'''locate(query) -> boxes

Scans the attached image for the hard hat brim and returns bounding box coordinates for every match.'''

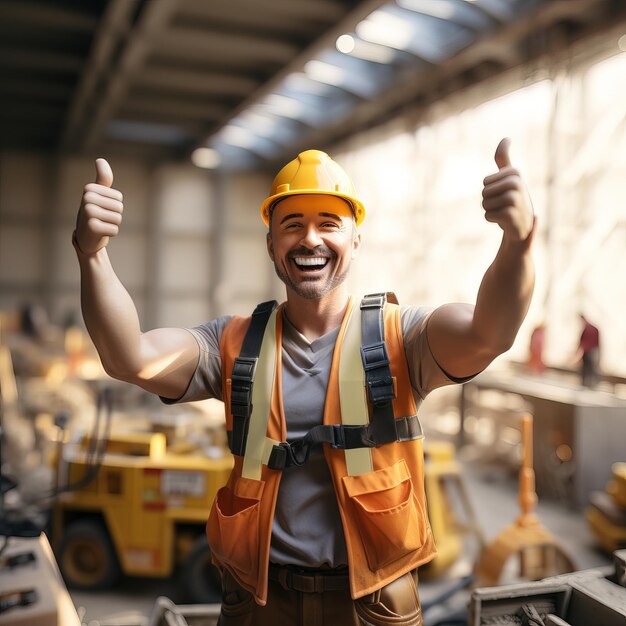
[260,190,365,227]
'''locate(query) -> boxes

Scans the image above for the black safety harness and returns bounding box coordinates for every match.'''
[228,293,423,470]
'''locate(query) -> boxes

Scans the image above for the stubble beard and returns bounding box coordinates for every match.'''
[273,258,351,300]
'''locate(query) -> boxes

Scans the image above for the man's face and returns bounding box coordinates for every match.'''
[266,194,361,300]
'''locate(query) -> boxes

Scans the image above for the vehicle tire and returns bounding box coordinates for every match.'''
[58,519,121,590]
[181,535,222,603]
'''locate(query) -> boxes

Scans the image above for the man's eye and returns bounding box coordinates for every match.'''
[321,222,340,228]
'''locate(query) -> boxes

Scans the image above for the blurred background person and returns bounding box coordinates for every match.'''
[573,313,601,388]
[527,322,546,374]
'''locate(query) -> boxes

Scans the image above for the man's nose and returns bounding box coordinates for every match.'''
[300,224,323,248]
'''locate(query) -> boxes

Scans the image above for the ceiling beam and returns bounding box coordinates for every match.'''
[80,0,183,152]
[114,110,208,135]
[134,66,259,97]
[278,0,624,161]
[0,49,82,73]
[61,0,139,151]
[194,0,392,151]
[0,1,97,32]
[157,27,298,65]
[119,97,229,121]
[0,102,65,121]
[176,0,348,33]
[0,80,73,102]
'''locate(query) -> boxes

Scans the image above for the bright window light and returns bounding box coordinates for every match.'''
[349,39,395,64]
[336,34,356,54]
[262,94,304,119]
[356,11,415,51]
[304,60,346,87]
[239,111,277,136]
[284,73,331,96]
[191,147,221,169]
[220,125,256,149]
[397,0,455,20]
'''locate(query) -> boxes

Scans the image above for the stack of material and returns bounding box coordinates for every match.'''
[587,463,626,553]
[469,549,626,626]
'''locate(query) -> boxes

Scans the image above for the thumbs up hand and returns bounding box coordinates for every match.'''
[74,159,124,255]
[482,138,535,243]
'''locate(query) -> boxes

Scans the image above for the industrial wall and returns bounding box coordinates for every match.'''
[1,39,624,378]
[0,154,281,335]
[337,44,626,377]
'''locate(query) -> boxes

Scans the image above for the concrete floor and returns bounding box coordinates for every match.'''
[69,457,614,625]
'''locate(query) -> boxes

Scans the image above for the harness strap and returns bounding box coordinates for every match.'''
[266,414,423,470]
[230,293,423,473]
[266,292,421,473]
[229,300,278,457]
[360,293,397,445]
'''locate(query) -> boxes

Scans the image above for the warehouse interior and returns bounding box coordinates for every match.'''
[1,0,626,624]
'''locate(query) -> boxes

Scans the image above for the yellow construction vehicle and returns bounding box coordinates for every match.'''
[52,431,233,603]
[587,462,626,553]
[420,440,484,579]
[51,421,486,600]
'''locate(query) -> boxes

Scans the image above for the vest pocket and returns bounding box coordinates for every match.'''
[343,459,425,571]
[207,477,264,579]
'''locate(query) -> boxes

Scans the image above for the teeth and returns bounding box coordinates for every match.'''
[294,257,327,267]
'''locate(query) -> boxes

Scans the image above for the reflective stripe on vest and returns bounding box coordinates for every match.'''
[214,295,436,605]
[338,298,373,475]
[240,306,281,480]
[230,294,423,476]
[239,299,374,475]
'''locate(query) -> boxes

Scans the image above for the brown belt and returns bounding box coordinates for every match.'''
[268,563,350,593]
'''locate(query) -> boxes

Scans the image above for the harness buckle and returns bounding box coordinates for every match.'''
[361,341,389,371]
[330,424,376,449]
[360,293,386,310]
[231,356,258,382]
[230,356,258,419]
[330,424,345,448]
[361,342,395,406]
[278,439,311,467]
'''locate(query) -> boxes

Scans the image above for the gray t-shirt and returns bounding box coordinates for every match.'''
[165,305,464,568]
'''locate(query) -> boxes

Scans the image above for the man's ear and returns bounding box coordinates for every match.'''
[266,232,275,261]
[352,231,362,259]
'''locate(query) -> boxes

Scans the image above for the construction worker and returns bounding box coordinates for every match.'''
[73,140,535,626]
[574,313,601,387]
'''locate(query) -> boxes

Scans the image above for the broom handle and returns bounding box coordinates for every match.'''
[518,413,538,523]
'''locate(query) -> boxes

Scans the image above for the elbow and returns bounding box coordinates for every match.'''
[101,359,141,385]
[101,360,126,382]
[485,335,515,358]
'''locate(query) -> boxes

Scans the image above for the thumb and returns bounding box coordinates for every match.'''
[494,137,512,170]
[95,158,113,187]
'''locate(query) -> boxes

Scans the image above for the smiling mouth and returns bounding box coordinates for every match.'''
[292,256,329,271]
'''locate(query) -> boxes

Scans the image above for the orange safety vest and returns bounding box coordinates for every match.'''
[206,295,436,605]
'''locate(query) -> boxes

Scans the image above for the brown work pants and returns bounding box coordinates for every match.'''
[217,566,422,626]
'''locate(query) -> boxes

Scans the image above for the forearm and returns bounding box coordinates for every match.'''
[77,245,143,379]
[472,233,534,354]
[73,158,200,398]
[427,138,535,377]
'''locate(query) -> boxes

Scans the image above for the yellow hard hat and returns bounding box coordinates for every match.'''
[260,149,365,227]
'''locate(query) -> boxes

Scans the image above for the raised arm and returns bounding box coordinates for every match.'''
[427,138,536,378]
[74,159,199,399]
